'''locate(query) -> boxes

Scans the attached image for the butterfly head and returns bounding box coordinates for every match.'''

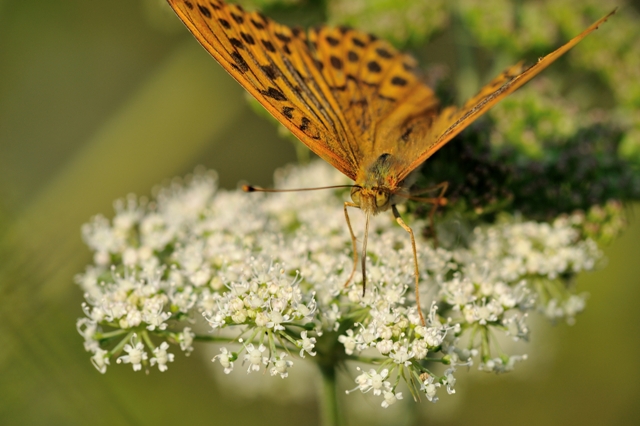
[352,153,407,215]
[350,186,391,215]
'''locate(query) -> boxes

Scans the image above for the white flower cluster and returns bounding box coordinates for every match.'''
[76,161,602,406]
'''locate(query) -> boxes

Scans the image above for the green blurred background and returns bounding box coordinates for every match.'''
[1,0,639,425]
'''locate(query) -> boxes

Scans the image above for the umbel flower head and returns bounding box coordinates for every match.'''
[77,161,602,407]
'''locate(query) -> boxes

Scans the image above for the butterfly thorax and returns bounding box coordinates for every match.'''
[351,153,408,215]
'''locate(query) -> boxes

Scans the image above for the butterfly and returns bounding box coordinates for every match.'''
[167,0,614,325]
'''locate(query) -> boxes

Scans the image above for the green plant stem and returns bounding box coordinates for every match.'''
[318,364,342,426]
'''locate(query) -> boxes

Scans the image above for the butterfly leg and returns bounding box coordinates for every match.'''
[410,181,449,248]
[343,201,360,289]
[410,181,449,198]
[391,205,426,327]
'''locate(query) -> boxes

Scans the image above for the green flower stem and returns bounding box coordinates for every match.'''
[96,328,129,340]
[141,331,155,351]
[480,326,490,359]
[108,331,133,357]
[190,334,239,342]
[318,363,342,426]
[189,330,300,354]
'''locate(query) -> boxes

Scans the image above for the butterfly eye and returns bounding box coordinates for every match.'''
[350,186,361,205]
[375,189,389,208]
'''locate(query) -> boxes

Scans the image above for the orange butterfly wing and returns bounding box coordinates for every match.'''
[395,9,616,182]
[167,0,360,179]
[167,0,441,185]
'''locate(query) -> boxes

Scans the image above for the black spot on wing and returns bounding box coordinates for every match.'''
[231,52,249,73]
[299,117,310,131]
[251,19,264,29]
[261,64,278,80]
[240,32,255,45]
[262,40,276,53]
[282,106,294,119]
[209,1,221,10]
[229,38,244,49]
[352,38,365,48]
[367,61,382,73]
[347,51,359,62]
[231,13,244,23]
[261,87,287,101]
[218,18,231,29]
[375,47,392,59]
[391,76,408,86]
[197,5,211,18]
[184,1,193,10]
[325,35,340,46]
[275,33,291,43]
[330,56,343,70]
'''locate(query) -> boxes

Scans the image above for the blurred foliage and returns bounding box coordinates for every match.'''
[415,118,638,241]
[327,0,449,47]
[1,0,639,425]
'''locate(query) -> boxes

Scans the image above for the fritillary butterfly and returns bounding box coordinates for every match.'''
[167,0,614,325]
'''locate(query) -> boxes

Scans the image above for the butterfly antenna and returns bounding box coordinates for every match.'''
[361,212,370,297]
[243,184,354,193]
